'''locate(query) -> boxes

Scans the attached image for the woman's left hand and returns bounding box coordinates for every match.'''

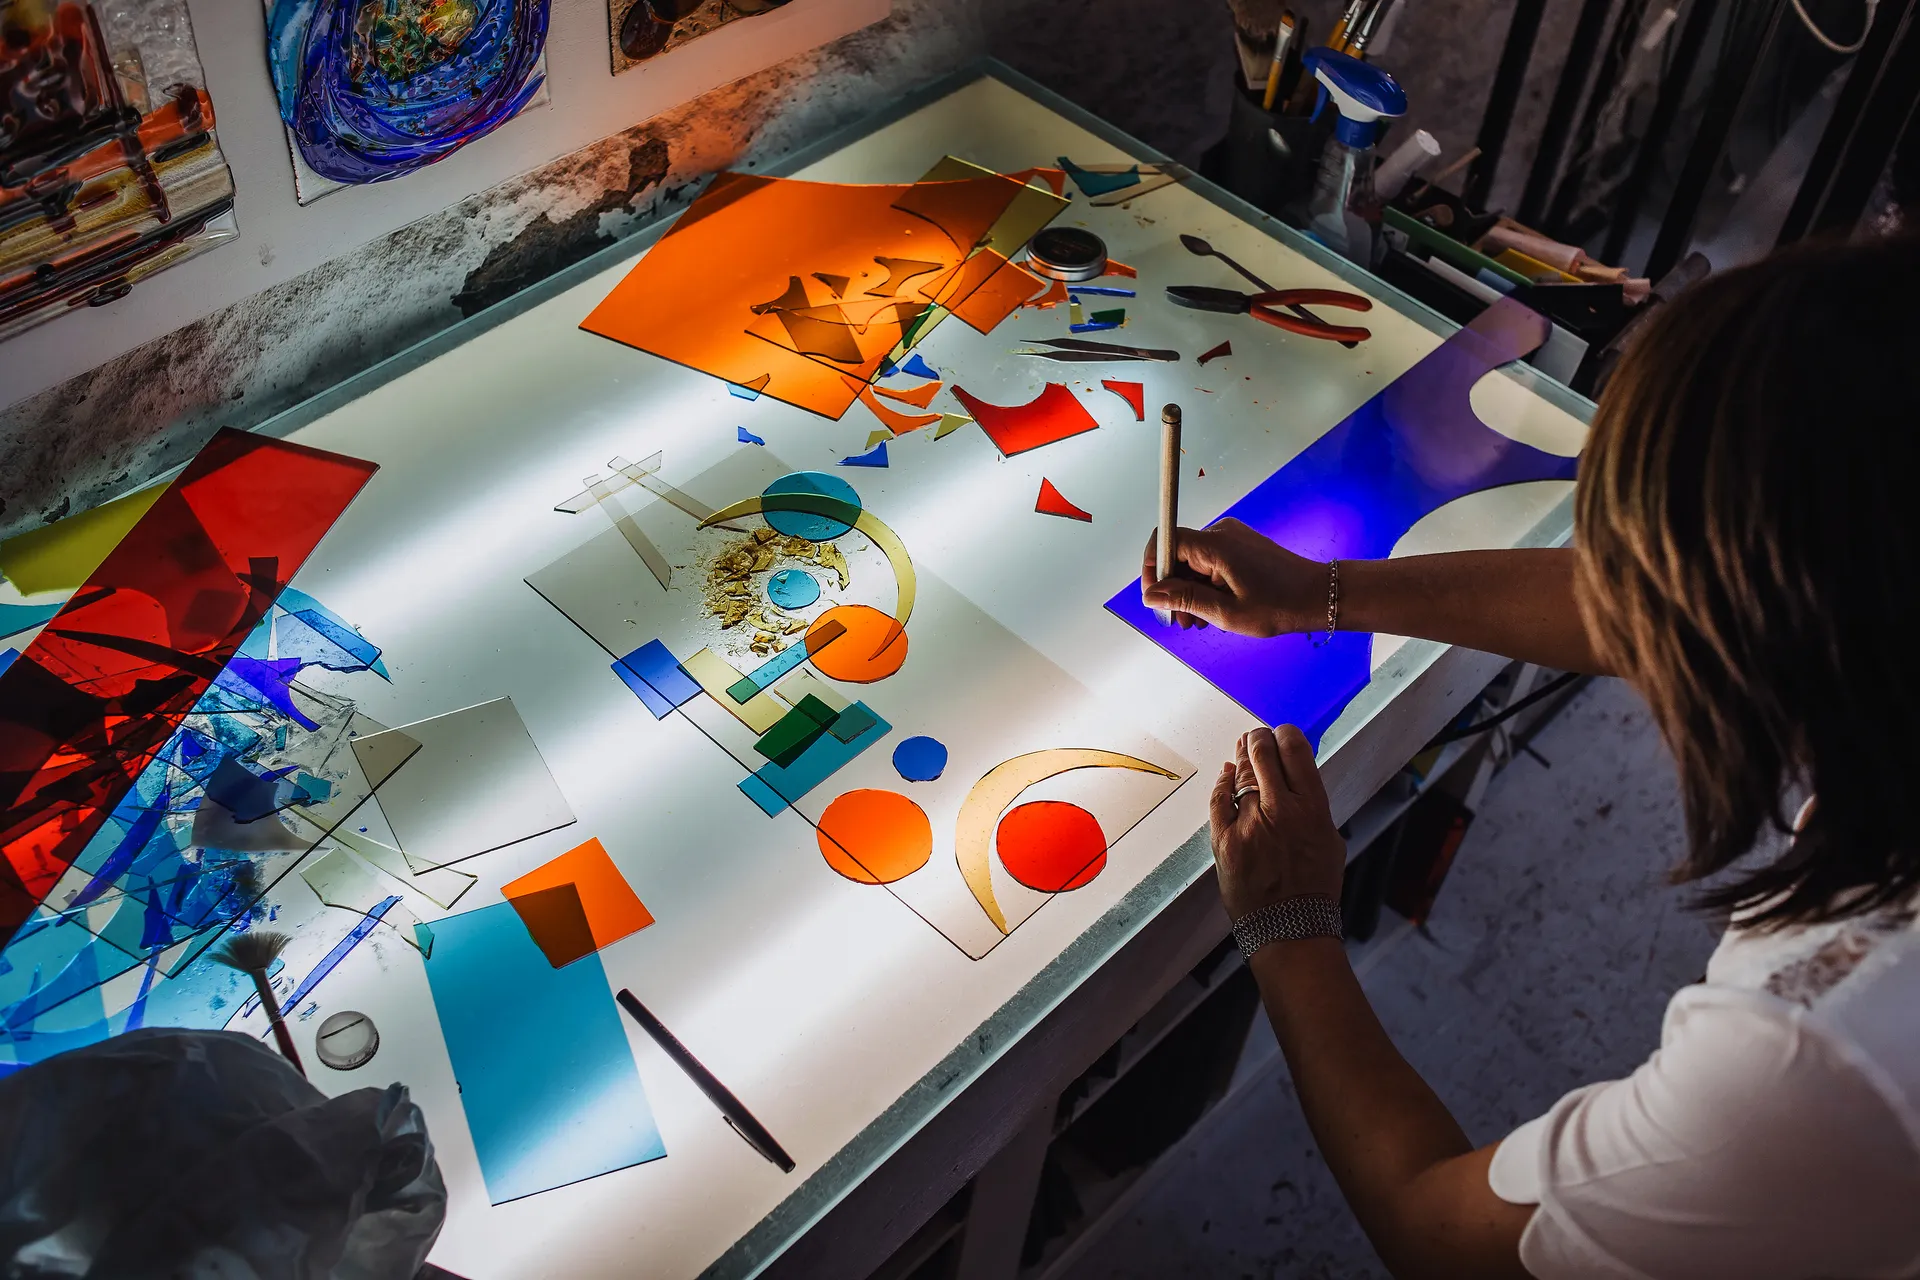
[1209,726,1347,919]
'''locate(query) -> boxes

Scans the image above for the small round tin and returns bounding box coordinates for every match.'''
[1025,228,1109,282]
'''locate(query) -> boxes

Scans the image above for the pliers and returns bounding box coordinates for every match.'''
[1166,285,1373,344]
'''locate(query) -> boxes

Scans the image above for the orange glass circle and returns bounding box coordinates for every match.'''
[816,789,932,885]
[807,604,908,683]
[996,800,1107,892]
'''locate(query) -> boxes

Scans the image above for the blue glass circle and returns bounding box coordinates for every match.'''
[763,472,861,540]
[892,736,949,782]
[767,568,821,610]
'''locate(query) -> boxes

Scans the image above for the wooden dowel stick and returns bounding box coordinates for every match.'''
[1156,403,1182,624]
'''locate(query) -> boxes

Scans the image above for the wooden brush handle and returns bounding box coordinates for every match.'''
[250,971,307,1077]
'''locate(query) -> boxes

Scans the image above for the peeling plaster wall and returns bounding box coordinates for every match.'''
[0,0,982,538]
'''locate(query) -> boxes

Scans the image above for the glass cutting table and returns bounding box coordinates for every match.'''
[210,62,1589,1279]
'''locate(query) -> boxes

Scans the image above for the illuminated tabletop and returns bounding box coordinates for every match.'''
[7,64,1590,1279]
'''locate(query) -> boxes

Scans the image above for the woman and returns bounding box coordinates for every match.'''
[1138,237,1920,1280]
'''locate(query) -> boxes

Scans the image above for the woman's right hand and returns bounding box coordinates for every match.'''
[1140,519,1329,636]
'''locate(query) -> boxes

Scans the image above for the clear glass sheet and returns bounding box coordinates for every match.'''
[349,698,577,874]
[524,446,1192,959]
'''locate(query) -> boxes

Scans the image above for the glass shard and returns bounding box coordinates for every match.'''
[947,384,1100,458]
[931,414,971,441]
[1100,380,1146,420]
[502,837,655,968]
[1198,340,1232,365]
[860,387,940,435]
[299,848,429,954]
[1105,297,1572,746]
[737,427,766,445]
[873,381,941,409]
[867,257,942,295]
[1057,157,1142,198]
[729,374,770,400]
[421,901,665,1204]
[891,353,940,380]
[1035,479,1093,522]
[840,441,889,468]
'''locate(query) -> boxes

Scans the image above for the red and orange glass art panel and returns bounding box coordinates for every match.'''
[0,429,376,941]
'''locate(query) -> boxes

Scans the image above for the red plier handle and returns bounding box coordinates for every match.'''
[1248,289,1374,344]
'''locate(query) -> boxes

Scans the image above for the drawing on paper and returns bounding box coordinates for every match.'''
[0,0,237,341]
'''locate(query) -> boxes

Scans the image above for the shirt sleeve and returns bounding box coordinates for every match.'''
[1486,987,1920,1280]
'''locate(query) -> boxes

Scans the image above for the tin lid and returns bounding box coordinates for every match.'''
[1026,227,1108,282]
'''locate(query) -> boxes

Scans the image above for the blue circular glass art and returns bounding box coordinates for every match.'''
[767,568,821,610]
[763,472,860,540]
[892,736,948,782]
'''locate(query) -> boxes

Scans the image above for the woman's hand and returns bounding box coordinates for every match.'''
[1140,519,1329,635]
[1209,725,1346,919]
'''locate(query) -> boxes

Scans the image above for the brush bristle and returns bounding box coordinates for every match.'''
[213,929,291,974]
[1227,0,1287,40]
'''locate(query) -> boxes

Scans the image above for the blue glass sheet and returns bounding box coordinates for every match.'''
[422,901,665,1204]
[614,639,700,719]
[1106,298,1578,747]
[740,702,891,816]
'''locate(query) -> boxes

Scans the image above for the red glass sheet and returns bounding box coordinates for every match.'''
[948,383,1099,458]
[0,429,376,941]
[1035,479,1093,522]
[1199,340,1233,365]
[580,169,1053,419]
[1100,380,1145,420]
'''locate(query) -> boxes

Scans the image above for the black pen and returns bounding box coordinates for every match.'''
[616,988,796,1173]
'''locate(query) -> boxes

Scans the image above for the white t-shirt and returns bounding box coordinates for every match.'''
[1488,887,1920,1279]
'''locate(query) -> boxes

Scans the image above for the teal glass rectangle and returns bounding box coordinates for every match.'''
[739,702,890,816]
[422,901,666,1204]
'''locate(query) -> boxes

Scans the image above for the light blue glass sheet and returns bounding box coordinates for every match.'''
[421,901,666,1204]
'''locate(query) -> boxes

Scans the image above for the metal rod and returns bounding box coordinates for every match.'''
[1466,0,1551,209]
[1516,0,1618,226]
[1644,0,1795,280]
[1778,0,1920,244]
[1547,0,1653,233]
[1600,0,1724,268]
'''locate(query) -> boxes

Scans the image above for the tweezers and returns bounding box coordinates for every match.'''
[1014,337,1181,361]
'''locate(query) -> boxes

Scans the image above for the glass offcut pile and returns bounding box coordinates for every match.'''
[580,157,1071,418]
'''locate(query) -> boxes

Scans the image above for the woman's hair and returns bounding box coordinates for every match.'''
[1575,235,1920,928]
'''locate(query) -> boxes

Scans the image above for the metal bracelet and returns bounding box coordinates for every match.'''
[1312,560,1340,648]
[1231,894,1343,957]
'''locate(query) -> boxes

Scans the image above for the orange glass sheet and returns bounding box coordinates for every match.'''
[503,836,655,969]
[580,169,1055,419]
[816,789,932,885]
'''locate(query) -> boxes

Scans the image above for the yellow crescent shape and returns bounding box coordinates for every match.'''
[701,493,916,654]
[956,749,1181,933]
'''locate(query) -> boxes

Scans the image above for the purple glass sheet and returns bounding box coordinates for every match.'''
[1106,298,1578,746]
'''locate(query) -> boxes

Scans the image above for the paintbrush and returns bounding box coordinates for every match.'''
[214,930,306,1076]
[1228,0,1287,93]
[1264,13,1297,110]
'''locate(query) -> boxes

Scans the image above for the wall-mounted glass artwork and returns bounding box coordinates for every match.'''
[265,0,551,204]
[0,0,237,342]
[608,0,789,74]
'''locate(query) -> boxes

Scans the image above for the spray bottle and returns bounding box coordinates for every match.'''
[1302,48,1407,267]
